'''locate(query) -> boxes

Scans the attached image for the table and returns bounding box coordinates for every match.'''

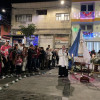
[74,56,90,75]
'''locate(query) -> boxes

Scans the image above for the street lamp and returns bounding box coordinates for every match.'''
[2,9,6,13]
[61,0,65,5]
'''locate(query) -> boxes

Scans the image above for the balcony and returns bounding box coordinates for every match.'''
[80,11,95,22]
[80,11,94,19]
[71,11,95,23]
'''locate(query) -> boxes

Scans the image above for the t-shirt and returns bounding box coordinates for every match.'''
[0,45,11,58]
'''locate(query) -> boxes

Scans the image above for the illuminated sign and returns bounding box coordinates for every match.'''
[27,35,38,46]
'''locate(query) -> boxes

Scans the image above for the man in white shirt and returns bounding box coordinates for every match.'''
[58,45,68,77]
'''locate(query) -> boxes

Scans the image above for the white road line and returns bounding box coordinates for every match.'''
[62,97,69,100]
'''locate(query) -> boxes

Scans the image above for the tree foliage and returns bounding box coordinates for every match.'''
[19,24,36,37]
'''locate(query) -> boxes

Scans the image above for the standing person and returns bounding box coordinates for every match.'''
[16,55,23,76]
[97,50,100,57]
[45,48,50,69]
[22,47,28,72]
[0,41,11,75]
[58,45,68,77]
[18,42,23,56]
[27,45,33,73]
[52,49,56,68]
[56,49,59,67]
[18,42,23,51]
[39,47,45,70]
[32,46,38,72]
[48,49,52,69]
[46,45,50,50]
[91,49,96,57]
[35,46,40,70]
[9,44,18,75]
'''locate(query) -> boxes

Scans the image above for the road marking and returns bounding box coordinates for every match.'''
[62,97,69,100]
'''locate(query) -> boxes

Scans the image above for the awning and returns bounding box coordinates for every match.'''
[3,35,24,39]
[34,29,71,35]
[2,36,10,40]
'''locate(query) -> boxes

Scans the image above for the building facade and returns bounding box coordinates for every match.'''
[0,25,11,39]
[11,0,71,49]
[71,0,100,52]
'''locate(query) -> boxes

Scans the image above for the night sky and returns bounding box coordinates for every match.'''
[0,0,58,24]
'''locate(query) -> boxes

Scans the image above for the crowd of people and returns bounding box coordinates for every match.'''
[90,49,100,57]
[0,41,59,78]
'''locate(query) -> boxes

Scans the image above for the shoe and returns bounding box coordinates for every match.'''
[58,76,63,78]
[2,76,6,79]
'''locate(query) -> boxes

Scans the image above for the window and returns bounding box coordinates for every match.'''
[80,25,85,30]
[86,42,100,52]
[81,5,86,11]
[81,4,94,11]
[36,10,47,15]
[88,5,94,11]
[80,24,93,31]
[87,25,93,30]
[56,13,69,21]
[86,42,93,52]
[15,14,32,22]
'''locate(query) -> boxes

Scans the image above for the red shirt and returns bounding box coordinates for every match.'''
[16,58,23,66]
[0,45,11,58]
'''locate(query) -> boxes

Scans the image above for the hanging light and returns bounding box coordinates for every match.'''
[2,9,6,13]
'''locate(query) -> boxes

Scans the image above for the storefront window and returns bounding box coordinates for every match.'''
[94,42,100,53]
[86,42,100,53]
[26,35,38,46]
[86,42,93,52]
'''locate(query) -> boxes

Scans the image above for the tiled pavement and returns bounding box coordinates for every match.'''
[0,68,100,100]
[0,68,69,100]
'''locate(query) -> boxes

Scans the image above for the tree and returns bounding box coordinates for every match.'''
[19,24,36,37]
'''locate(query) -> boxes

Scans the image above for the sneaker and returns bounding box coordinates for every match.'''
[2,76,6,79]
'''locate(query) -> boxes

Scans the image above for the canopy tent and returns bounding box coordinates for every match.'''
[2,35,24,46]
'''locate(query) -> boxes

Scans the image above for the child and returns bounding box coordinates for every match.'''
[16,55,23,76]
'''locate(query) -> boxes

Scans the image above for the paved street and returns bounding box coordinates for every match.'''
[0,68,100,100]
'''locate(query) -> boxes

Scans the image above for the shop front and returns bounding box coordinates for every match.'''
[39,34,70,50]
[83,31,100,53]
[54,34,69,49]
[36,29,71,50]
[26,35,38,46]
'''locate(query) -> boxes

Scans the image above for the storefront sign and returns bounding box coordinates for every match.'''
[55,36,69,48]
[26,35,38,46]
